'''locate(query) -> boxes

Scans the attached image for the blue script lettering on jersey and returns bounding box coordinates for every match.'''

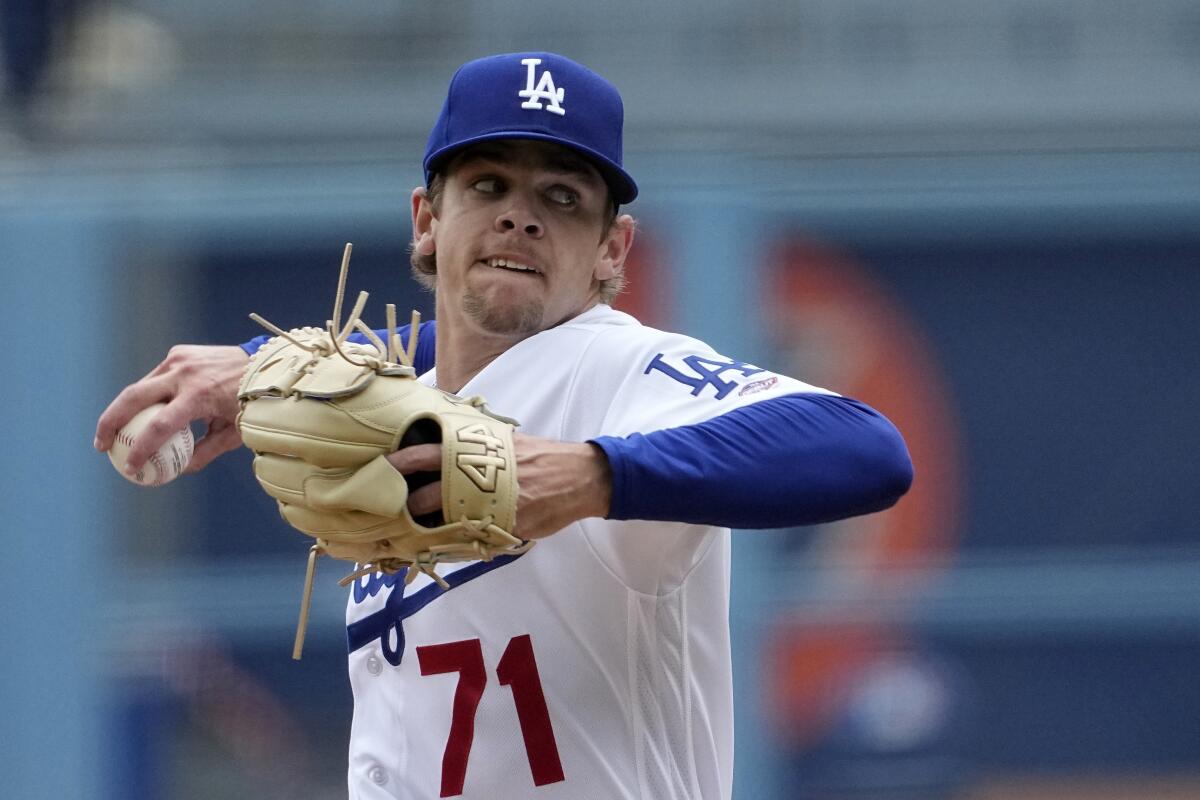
[645,354,766,400]
[352,570,404,604]
[346,555,525,666]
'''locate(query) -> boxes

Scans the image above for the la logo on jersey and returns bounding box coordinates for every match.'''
[519,58,566,116]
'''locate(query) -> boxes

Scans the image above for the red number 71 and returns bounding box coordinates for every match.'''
[417,634,565,797]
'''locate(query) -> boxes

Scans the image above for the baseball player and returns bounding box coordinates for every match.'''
[96,52,912,799]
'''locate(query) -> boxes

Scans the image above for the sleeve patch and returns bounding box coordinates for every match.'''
[643,353,767,400]
[738,376,778,396]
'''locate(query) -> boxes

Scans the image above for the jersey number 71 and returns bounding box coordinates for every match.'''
[417,634,565,797]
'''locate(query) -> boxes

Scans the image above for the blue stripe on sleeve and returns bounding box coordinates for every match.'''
[591,393,913,529]
[240,320,438,375]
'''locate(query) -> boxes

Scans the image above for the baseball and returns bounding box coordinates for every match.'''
[108,403,194,487]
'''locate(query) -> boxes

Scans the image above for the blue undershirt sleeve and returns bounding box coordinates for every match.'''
[239,335,268,356]
[239,320,438,375]
[591,393,913,529]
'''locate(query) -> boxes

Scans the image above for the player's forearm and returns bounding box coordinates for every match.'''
[591,393,913,528]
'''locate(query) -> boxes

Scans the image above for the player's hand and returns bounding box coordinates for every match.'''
[95,345,250,474]
[386,432,612,540]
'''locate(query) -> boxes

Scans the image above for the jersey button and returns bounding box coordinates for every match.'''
[368,765,388,786]
[366,655,383,675]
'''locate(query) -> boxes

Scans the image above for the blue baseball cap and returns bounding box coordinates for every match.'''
[423,52,638,205]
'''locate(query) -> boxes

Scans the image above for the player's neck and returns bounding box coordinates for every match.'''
[430,302,527,393]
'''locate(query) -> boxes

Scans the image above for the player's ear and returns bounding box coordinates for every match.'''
[412,187,436,256]
[594,214,635,281]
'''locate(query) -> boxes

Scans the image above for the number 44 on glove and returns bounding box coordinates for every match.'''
[237,243,529,659]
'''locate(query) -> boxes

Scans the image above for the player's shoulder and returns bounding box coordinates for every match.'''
[551,304,793,399]
[572,305,837,404]
[555,304,710,362]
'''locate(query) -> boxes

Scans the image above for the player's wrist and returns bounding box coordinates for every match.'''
[581,442,613,520]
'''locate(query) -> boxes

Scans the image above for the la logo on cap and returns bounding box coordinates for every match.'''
[518,57,565,116]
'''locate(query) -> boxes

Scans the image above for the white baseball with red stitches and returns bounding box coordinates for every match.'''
[108,402,194,486]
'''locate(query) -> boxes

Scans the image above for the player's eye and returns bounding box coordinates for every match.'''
[545,185,579,207]
[471,177,504,194]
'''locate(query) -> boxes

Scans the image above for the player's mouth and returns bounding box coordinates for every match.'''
[482,256,542,275]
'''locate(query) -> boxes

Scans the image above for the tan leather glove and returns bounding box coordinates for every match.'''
[236,244,528,657]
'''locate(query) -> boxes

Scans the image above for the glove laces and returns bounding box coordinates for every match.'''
[247,242,421,375]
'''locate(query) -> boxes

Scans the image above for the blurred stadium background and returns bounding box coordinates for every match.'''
[3,1,1199,797]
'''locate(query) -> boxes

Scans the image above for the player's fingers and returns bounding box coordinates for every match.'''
[386,443,442,475]
[122,399,203,473]
[185,423,243,473]
[407,481,442,518]
[94,375,177,452]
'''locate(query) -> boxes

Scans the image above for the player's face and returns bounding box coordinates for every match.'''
[413,140,632,338]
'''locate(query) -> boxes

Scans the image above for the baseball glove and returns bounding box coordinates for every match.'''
[237,244,529,658]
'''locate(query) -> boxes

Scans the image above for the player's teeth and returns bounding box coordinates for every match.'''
[489,258,534,272]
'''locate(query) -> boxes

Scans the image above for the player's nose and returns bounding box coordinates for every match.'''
[494,199,543,238]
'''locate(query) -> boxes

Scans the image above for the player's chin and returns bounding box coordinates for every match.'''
[462,289,544,336]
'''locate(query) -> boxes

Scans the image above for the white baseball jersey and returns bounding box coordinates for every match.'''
[345,304,829,799]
